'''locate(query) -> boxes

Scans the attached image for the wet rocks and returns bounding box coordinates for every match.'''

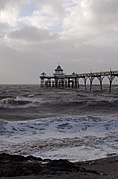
[0,153,43,177]
[0,153,99,177]
[46,159,77,172]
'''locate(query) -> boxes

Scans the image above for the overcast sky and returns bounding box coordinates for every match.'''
[0,0,118,84]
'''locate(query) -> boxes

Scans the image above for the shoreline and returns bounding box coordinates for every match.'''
[0,153,118,179]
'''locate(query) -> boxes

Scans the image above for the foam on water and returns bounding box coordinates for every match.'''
[0,115,118,161]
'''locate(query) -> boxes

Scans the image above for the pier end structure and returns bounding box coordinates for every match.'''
[40,65,65,88]
[40,65,118,92]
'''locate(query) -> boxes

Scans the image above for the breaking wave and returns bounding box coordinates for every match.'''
[0,115,118,161]
[0,96,41,109]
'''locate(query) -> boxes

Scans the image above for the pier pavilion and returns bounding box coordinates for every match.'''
[40,65,118,92]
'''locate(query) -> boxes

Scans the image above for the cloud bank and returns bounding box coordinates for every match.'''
[0,0,118,83]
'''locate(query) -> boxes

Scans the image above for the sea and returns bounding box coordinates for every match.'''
[0,84,118,162]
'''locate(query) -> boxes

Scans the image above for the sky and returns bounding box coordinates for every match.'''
[0,0,118,84]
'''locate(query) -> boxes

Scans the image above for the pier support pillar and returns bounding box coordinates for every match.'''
[45,81,47,87]
[68,78,71,88]
[55,78,58,88]
[100,80,102,90]
[59,80,61,88]
[65,80,67,88]
[71,80,74,88]
[62,80,64,88]
[78,79,80,89]
[40,78,45,87]
[52,81,54,88]
[75,77,78,88]
[98,76,103,90]
[83,77,87,90]
[89,77,94,91]
[109,75,115,93]
[48,79,51,88]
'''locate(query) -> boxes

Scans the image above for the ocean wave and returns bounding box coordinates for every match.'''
[1,97,31,105]
[0,96,41,109]
[0,116,118,136]
[0,115,118,161]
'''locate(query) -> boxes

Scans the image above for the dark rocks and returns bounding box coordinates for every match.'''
[0,153,42,177]
[0,153,99,177]
[0,153,26,161]
[46,159,77,172]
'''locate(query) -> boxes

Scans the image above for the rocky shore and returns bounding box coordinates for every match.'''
[0,153,118,179]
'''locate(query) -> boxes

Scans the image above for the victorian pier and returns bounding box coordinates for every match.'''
[40,65,118,92]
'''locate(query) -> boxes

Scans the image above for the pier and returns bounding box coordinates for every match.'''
[40,65,118,92]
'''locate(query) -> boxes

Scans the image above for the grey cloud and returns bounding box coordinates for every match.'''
[90,0,118,30]
[8,27,51,42]
[91,0,118,15]
[0,0,10,9]
[0,0,27,9]
[0,23,10,30]
[0,36,118,84]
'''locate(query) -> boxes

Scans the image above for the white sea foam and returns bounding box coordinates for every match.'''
[0,115,118,161]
